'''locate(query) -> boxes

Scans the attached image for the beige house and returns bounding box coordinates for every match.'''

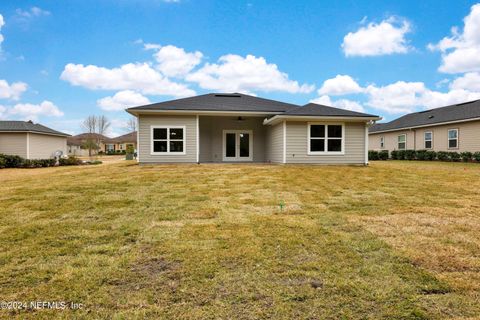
[67,133,113,156]
[110,131,137,152]
[0,120,69,159]
[126,93,380,165]
[369,100,480,152]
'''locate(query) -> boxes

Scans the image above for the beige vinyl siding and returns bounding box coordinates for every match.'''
[265,122,283,163]
[286,121,367,164]
[0,132,27,158]
[138,115,197,163]
[369,119,480,153]
[198,116,266,162]
[28,133,67,159]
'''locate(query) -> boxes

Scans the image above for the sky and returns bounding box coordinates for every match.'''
[1,0,480,136]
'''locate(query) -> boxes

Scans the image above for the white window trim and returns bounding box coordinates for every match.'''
[307,122,345,155]
[380,136,385,149]
[447,128,459,149]
[397,134,406,150]
[424,131,433,149]
[222,130,253,162]
[150,125,186,155]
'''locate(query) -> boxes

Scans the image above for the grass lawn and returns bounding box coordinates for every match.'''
[0,161,479,319]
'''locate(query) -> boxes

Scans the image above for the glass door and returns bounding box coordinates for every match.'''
[223,130,253,161]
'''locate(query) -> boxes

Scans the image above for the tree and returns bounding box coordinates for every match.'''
[82,115,111,157]
[126,117,137,132]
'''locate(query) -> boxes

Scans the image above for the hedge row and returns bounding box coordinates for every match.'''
[369,150,480,162]
[0,154,85,169]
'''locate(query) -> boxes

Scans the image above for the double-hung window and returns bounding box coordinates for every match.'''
[448,129,458,149]
[380,136,385,149]
[152,126,185,154]
[424,132,433,149]
[397,134,406,150]
[308,124,344,154]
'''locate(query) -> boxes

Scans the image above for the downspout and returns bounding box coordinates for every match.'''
[196,114,200,164]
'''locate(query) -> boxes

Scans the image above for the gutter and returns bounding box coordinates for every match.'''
[263,115,382,126]
[369,116,480,134]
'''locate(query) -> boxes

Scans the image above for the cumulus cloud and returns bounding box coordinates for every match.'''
[8,100,63,121]
[0,79,28,100]
[342,17,412,57]
[97,90,151,111]
[0,105,6,119]
[429,4,480,73]
[318,74,363,96]
[310,95,365,112]
[449,72,480,91]
[15,6,51,18]
[146,44,203,77]
[364,81,426,113]
[60,62,195,97]
[186,54,314,94]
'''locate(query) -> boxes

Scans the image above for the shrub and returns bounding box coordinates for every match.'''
[0,156,5,169]
[404,150,416,160]
[59,156,82,166]
[460,152,473,162]
[424,151,436,161]
[397,150,406,160]
[390,150,398,160]
[437,151,449,161]
[126,144,135,155]
[378,150,389,160]
[449,152,460,162]
[474,152,480,162]
[416,150,427,161]
[0,154,24,168]
[368,150,379,161]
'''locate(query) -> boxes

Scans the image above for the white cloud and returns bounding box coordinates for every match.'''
[15,7,50,18]
[450,72,480,91]
[97,90,151,111]
[0,79,28,100]
[186,54,314,94]
[0,14,5,50]
[342,17,412,57]
[420,89,480,109]
[148,44,203,77]
[0,105,6,119]
[60,62,195,97]
[429,4,480,73]
[365,81,426,113]
[8,100,63,121]
[318,74,363,96]
[310,95,365,112]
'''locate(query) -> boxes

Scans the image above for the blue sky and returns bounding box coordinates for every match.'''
[1,0,480,136]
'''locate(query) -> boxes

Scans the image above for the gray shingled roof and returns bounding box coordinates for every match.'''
[369,99,480,133]
[285,103,378,117]
[127,93,298,113]
[127,93,379,118]
[0,120,69,136]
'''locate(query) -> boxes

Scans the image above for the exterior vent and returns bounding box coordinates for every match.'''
[428,115,434,119]
[214,94,241,98]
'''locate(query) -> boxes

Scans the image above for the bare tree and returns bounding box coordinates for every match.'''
[126,117,137,132]
[81,115,111,157]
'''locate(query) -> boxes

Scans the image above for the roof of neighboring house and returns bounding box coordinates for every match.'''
[67,133,113,146]
[0,120,70,137]
[369,99,480,133]
[126,93,379,119]
[111,131,137,143]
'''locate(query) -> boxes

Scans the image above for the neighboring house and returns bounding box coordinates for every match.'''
[0,120,69,159]
[126,93,380,165]
[111,131,137,152]
[369,99,480,153]
[67,133,113,156]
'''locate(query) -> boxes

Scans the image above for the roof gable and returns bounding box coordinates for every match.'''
[0,120,69,136]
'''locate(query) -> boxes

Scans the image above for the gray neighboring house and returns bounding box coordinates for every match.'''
[0,120,69,159]
[369,99,480,152]
[126,93,380,165]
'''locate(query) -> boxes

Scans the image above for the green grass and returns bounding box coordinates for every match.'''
[0,161,479,319]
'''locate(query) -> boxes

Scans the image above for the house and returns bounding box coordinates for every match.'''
[110,131,137,152]
[67,133,113,156]
[369,99,480,153]
[0,120,69,159]
[126,93,380,165]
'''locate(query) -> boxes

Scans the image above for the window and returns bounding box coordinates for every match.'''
[448,129,458,149]
[308,124,343,154]
[424,132,432,149]
[397,134,406,150]
[380,136,385,149]
[151,126,185,154]
[106,144,115,152]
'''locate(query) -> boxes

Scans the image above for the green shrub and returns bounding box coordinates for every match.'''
[404,150,416,160]
[449,152,460,162]
[378,150,389,160]
[390,150,398,160]
[126,144,135,155]
[0,156,5,169]
[416,150,427,161]
[397,150,406,160]
[425,151,436,161]
[368,150,379,161]
[474,152,480,162]
[437,151,449,161]
[0,154,25,168]
[59,156,82,166]
[460,152,473,162]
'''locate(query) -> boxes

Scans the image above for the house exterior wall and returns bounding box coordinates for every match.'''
[285,121,367,164]
[369,119,480,152]
[0,132,27,158]
[138,114,197,163]
[265,122,283,163]
[28,133,67,159]
[198,116,266,162]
